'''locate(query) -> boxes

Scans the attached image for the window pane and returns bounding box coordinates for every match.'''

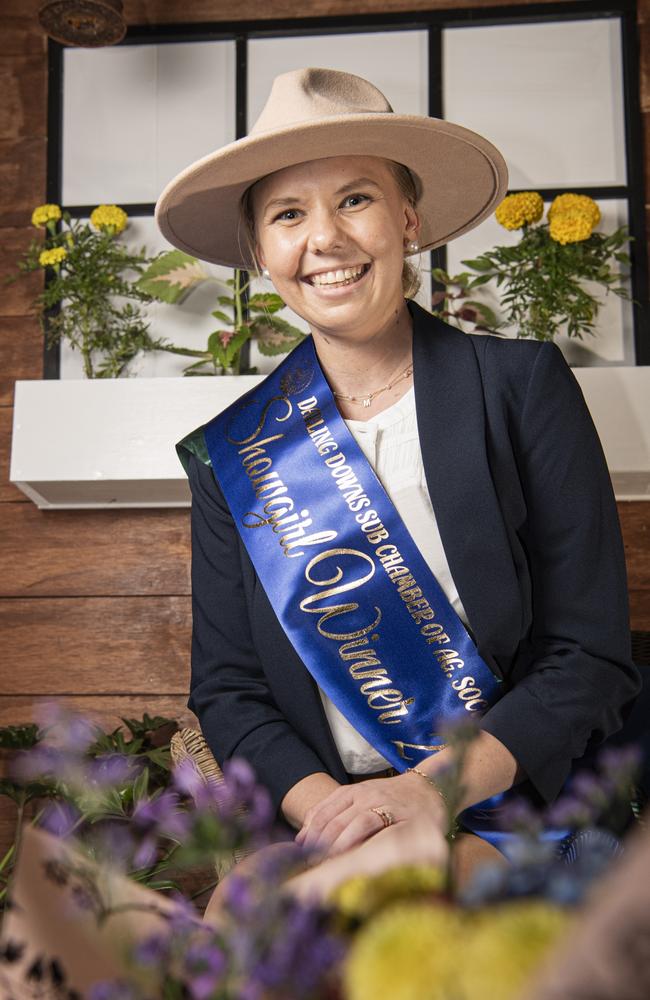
[248,30,429,126]
[62,41,236,206]
[445,198,634,365]
[443,19,627,188]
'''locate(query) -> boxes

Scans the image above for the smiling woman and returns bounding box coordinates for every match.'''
[156,67,641,907]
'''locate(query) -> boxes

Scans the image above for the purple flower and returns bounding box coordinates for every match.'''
[545,795,594,829]
[172,758,213,810]
[496,797,543,835]
[597,744,643,786]
[223,873,256,919]
[39,799,80,838]
[183,941,227,1000]
[166,890,203,933]
[132,790,190,840]
[35,701,99,753]
[88,754,140,788]
[133,834,158,870]
[132,932,170,967]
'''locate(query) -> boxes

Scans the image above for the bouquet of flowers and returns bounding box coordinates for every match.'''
[0,704,643,1000]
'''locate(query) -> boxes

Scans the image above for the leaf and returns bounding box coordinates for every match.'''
[467,273,494,289]
[464,300,499,328]
[431,268,451,285]
[136,251,207,303]
[217,295,234,307]
[224,326,252,367]
[207,331,231,369]
[210,309,232,324]
[252,315,306,356]
[131,766,150,804]
[248,292,285,314]
[460,257,494,273]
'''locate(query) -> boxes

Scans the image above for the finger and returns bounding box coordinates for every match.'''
[324,810,385,858]
[299,788,356,848]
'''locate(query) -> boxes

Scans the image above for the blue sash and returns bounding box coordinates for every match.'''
[188,334,567,856]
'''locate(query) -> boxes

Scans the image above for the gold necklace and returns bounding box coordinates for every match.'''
[332,362,414,408]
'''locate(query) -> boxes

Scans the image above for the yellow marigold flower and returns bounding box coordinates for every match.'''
[343,901,465,1000]
[38,246,67,268]
[31,204,62,228]
[549,207,594,245]
[458,901,571,1000]
[329,864,445,921]
[90,204,128,235]
[495,192,544,230]
[548,193,600,228]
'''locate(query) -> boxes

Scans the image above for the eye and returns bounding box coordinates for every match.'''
[342,193,371,208]
[274,208,301,222]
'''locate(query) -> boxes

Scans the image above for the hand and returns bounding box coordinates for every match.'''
[295,771,448,859]
[287,816,449,903]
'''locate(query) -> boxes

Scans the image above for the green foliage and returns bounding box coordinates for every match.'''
[138,254,306,374]
[14,210,170,377]
[135,250,207,304]
[432,223,634,342]
[0,713,180,907]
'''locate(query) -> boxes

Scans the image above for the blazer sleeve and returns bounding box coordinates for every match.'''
[185,450,333,818]
[479,339,642,803]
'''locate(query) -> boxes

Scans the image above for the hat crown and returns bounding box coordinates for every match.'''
[250,67,394,135]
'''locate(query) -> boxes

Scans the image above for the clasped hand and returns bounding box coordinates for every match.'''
[295,771,448,859]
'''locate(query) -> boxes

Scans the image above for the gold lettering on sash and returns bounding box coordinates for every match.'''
[227,396,291,445]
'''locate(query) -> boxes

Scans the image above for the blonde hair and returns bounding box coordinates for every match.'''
[239,159,422,299]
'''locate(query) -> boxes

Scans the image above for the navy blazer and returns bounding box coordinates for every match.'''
[182,298,641,822]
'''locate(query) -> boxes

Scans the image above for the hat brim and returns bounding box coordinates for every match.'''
[155,113,508,270]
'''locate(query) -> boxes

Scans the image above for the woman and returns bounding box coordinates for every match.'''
[156,68,640,901]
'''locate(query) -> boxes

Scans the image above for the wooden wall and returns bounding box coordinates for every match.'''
[1,0,649,759]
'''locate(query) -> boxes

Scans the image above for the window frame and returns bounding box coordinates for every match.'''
[44,0,649,376]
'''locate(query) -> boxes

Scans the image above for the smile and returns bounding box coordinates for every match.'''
[303,262,372,292]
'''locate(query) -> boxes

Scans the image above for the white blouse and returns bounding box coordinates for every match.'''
[316,384,472,774]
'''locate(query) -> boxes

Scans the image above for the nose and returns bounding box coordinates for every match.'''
[306,204,344,254]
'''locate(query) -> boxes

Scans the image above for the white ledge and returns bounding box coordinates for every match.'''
[10,368,650,508]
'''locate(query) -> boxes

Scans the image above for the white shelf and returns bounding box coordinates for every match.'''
[10,376,263,509]
[9,368,650,509]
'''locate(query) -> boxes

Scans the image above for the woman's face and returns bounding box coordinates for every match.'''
[250,155,419,343]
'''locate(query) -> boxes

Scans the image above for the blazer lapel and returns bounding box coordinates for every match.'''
[408,298,523,677]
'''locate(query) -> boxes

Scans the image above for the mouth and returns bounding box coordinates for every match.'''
[302,262,372,291]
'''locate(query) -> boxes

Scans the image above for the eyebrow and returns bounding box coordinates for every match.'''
[263,177,382,214]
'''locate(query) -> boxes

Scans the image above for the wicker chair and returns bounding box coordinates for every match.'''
[170,728,254,881]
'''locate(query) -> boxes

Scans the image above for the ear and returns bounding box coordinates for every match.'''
[404,202,420,243]
[255,242,266,269]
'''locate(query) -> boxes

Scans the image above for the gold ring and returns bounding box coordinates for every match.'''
[370,806,394,828]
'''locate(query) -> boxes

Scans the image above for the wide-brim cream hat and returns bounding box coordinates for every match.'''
[155,66,508,270]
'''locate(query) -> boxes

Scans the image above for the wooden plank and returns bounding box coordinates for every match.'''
[630,590,650,631]
[0,407,28,502]
[0,499,646,597]
[641,22,650,112]
[0,56,47,141]
[123,0,577,25]
[0,228,44,318]
[0,597,192,693]
[618,502,650,591]
[0,138,46,228]
[0,17,48,57]
[0,316,44,403]
[0,505,190,596]
[0,695,196,731]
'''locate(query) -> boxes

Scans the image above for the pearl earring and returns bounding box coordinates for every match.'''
[262,267,270,279]
[405,240,419,254]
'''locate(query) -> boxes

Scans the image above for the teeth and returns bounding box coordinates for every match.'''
[311,264,367,286]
